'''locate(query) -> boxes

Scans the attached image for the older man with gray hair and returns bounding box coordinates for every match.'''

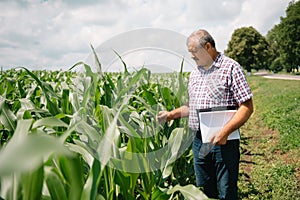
[158,29,253,199]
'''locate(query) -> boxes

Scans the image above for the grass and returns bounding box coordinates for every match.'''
[238,76,300,199]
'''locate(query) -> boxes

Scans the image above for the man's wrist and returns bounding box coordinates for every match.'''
[166,111,173,121]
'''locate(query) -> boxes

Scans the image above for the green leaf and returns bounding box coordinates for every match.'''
[58,155,84,200]
[0,120,70,175]
[151,187,170,200]
[21,165,44,200]
[142,90,157,106]
[32,117,68,129]
[11,118,32,138]
[167,184,208,200]
[176,59,187,105]
[80,159,102,200]
[17,80,26,98]
[97,97,130,171]
[116,68,148,102]
[16,98,36,119]
[45,169,68,200]
[114,171,139,199]
[61,89,71,114]
[0,96,17,132]
[118,114,141,138]
[90,44,103,76]
[161,87,172,110]
[161,128,184,178]
[69,61,85,71]
[74,120,101,149]
[67,142,93,167]
[18,67,60,116]
[113,50,128,74]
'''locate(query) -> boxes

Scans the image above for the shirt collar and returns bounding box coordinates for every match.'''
[212,52,223,69]
[197,52,223,71]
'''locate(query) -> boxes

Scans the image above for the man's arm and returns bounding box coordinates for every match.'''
[157,103,189,123]
[210,98,253,145]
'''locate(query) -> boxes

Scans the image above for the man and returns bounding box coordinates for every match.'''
[157,29,253,199]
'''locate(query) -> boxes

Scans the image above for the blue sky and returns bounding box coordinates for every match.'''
[0,0,291,71]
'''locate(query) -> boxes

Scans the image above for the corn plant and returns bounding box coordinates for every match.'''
[0,49,208,199]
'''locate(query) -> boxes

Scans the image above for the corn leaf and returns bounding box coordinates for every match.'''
[90,44,103,76]
[81,159,101,200]
[45,169,68,200]
[97,97,130,171]
[0,96,17,132]
[114,171,138,200]
[113,50,128,74]
[0,120,70,175]
[58,155,84,200]
[19,67,60,116]
[167,184,208,200]
[32,117,68,129]
[161,128,184,178]
[151,187,170,200]
[21,165,44,200]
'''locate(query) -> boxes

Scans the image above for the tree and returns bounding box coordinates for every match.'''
[269,57,283,73]
[267,0,300,72]
[225,26,274,73]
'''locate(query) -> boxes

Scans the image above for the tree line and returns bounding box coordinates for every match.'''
[225,0,300,73]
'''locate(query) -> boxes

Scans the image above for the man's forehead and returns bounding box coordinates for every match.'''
[188,41,202,52]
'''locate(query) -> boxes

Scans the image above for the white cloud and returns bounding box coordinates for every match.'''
[233,0,289,35]
[0,0,291,71]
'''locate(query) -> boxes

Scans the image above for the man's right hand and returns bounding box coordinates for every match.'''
[157,111,170,124]
[156,105,189,124]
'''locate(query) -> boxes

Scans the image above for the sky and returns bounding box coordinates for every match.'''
[0,0,292,71]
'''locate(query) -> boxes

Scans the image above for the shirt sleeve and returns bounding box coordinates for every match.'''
[231,62,253,105]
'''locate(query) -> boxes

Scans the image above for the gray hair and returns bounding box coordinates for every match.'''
[187,29,216,48]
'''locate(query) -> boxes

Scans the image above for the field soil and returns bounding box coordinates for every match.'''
[238,76,300,199]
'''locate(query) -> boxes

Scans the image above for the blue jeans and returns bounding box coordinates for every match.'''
[192,134,240,200]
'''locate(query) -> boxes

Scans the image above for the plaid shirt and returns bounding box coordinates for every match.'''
[188,53,253,130]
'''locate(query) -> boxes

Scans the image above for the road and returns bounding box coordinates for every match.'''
[254,72,300,81]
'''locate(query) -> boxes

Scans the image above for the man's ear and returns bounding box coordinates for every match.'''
[205,42,211,50]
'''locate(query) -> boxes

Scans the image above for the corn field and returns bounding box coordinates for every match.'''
[0,52,208,200]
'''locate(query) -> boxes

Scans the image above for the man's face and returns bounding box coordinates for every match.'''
[187,40,212,67]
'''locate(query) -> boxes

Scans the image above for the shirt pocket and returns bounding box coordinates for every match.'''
[207,78,228,103]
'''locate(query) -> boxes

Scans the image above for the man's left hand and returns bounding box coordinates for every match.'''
[209,131,228,145]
